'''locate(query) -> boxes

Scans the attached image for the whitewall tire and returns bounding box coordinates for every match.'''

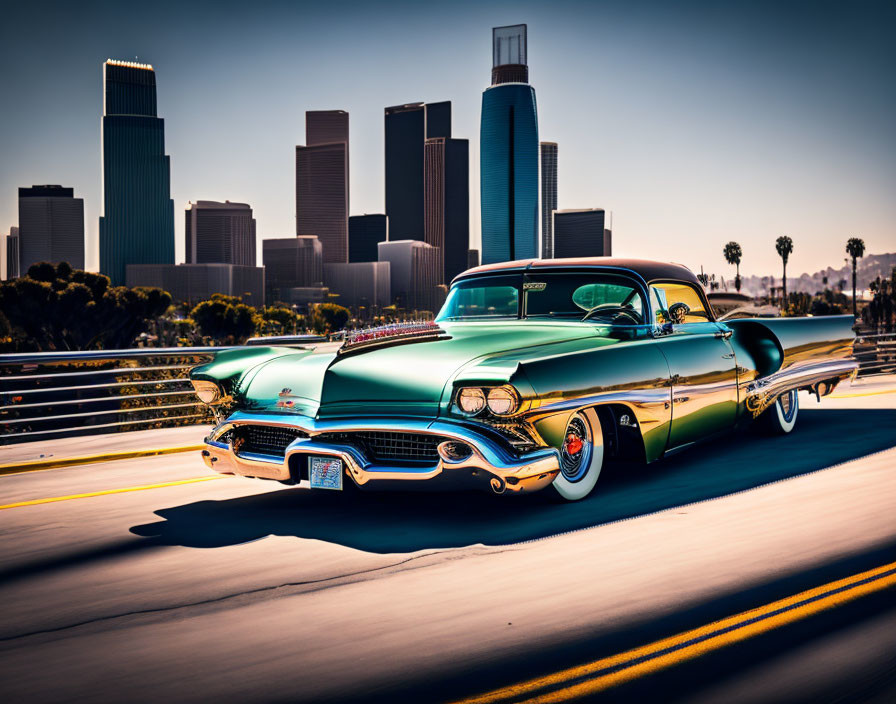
[763,389,799,434]
[551,408,605,502]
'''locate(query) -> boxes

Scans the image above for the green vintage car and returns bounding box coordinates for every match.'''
[190,258,857,501]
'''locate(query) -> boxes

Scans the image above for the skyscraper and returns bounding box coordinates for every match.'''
[540,142,558,258]
[6,227,20,279]
[553,209,612,258]
[99,59,174,285]
[186,200,257,266]
[349,214,388,263]
[424,137,469,283]
[17,185,84,271]
[296,110,349,263]
[480,24,539,264]
[385,101,451,241]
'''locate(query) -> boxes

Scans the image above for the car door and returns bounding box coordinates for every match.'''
[650,282,739,450]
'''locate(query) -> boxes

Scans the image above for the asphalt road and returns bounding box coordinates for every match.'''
[0,384,894,703]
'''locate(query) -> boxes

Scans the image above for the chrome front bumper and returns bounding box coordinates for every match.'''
[201,412,561,494]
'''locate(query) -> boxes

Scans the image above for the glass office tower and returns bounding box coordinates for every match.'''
[480,24,539,264]
[100,60,174,285]
[385,102,451,242]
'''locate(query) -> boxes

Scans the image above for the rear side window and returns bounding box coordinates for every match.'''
[650,282,710,323]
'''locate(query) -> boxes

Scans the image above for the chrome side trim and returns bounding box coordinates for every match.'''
[744,358,858,418]
[523,387,670,418]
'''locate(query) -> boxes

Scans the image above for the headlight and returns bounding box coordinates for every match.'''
[457,387,486,415]
[487,386,519,416]
[192,379,223,405]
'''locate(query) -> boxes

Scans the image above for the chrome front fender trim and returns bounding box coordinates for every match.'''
[201,413,561,494]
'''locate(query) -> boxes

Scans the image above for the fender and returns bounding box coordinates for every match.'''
[725,316,856,417]
[190,346,315,399]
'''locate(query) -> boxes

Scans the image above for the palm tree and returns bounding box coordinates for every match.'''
[775,236,793,310]
[723,242,743,292]
[846,237,865,318]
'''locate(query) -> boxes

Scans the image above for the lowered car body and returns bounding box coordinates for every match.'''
[190,258,857,501]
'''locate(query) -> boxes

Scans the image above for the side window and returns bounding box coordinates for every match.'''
[650,283,709,323]
[571,283,644,322]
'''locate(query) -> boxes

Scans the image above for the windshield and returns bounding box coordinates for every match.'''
[436,274,520,320]
[437,272,646,324]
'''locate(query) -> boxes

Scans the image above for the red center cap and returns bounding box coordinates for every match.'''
[564,433,583,455]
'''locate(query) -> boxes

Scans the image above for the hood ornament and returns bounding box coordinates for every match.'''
[338,321,450,356]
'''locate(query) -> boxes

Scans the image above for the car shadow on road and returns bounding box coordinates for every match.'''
[130,408,896,554]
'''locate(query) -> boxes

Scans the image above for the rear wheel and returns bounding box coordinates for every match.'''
[762,389,799,434]
[551,408,605,501]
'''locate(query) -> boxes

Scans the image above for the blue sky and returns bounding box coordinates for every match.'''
[1,0,894,279]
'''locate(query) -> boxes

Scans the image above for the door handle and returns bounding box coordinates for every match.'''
[715,329,733,340]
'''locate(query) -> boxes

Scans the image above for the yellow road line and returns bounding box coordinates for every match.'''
[0,445,205,476]
[0,475,224,510]
[829,388,896,399]
[453,561,896,704]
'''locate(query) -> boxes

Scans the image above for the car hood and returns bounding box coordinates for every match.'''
[239,321,610,418]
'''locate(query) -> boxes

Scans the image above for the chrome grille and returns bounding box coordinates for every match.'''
[235,425,307,457]
[314,431,448,465]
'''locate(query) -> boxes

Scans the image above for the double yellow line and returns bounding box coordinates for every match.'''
[452,560,896,704]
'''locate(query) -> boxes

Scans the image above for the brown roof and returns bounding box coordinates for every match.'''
[455,257,701,286]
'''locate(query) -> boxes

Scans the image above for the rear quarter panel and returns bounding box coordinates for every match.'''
[726,315,855,384]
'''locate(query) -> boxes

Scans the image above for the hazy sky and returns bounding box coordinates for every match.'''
[1,0,894,280]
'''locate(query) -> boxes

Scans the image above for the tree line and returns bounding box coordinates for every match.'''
[0,262,353,351]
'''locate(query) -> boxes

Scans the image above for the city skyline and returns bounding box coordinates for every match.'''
[1,0,894,280]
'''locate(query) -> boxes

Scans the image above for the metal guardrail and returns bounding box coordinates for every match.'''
[1,331,892,445]
[854,332,896,377]
[0,348,228,445]
[0,339,321,445]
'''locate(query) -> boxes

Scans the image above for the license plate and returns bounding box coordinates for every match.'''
[309,456,343,490]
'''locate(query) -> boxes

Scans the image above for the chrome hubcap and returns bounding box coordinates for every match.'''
[560,416,592,482]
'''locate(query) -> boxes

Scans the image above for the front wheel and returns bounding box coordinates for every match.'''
[762,389,799,434]
[551,408,605,501]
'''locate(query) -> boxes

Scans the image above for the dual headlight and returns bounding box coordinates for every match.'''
[456,385,520,417]
[191,379,224,405]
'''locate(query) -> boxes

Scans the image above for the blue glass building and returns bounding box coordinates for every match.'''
[100,60,174,285]
[480,25,539,264]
